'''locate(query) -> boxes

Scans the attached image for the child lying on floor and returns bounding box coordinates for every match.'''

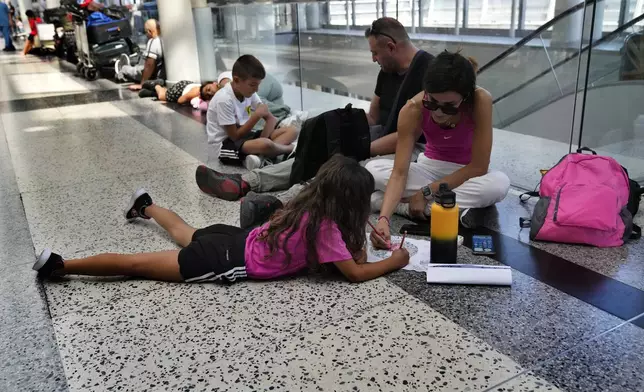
[139,72,233,104]
[34,155,409,283]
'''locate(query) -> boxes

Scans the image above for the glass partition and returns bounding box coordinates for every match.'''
[193,0,640,189]
[577,11,644,183]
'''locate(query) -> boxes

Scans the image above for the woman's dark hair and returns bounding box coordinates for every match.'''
[261,154,375,270]
[423,50,477,104]
[200,81,215,100]
[25,10,35,18]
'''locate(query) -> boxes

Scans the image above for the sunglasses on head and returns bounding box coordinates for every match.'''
[368,22,397,44]
[422,93,464,115]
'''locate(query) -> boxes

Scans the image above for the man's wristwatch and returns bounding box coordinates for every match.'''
[421,185,433,201]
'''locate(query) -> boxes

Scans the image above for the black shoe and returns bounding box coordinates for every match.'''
[33,249,64,279]
[459,206,499,229]
[142,79,165,90]
[124,188,153,220]
[138,88,158,99]
[240,192,283,230]
[195,165,250,201]
[3,47,16,52]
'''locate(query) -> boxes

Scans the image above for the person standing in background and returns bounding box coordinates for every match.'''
[0,0,17,52]
[8,3,15,35]
[22,9,41,55]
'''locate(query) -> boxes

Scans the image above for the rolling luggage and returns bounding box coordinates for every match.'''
[91,39,131,66]
[86,18,131,46]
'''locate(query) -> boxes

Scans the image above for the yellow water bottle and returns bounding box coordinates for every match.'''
[430,183,459,264]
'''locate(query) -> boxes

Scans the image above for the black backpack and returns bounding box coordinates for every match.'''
[289,104,370,186]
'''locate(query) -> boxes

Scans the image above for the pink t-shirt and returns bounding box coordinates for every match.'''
[244,214,353,279]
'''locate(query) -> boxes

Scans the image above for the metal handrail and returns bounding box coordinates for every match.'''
[478,0,604,74]
[491,11,644,105]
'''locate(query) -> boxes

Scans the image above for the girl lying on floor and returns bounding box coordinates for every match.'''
[34,155,409,283]
[138,72,232,104]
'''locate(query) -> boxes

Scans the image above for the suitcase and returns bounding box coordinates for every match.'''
[87,18,131,46]
[91,38,132,68]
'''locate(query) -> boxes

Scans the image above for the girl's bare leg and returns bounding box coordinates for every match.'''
[23,40,33,55]
[145,204,196,247]
[155,85,167,101]
[63,250,182,282]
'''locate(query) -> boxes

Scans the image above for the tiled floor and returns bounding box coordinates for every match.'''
[1,53,643,392]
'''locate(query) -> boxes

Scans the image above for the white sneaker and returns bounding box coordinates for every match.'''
[117,53,129,70]
[243,155,263,171]
[114,54,130,81]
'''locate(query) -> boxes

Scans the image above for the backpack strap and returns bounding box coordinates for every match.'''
[382,50,426,136]
[631,224,642,240]
[576,147,597,155]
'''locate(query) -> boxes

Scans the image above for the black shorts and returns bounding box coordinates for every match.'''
[28,34,35,43]
[219,132,260,164]
[178,224,250,283]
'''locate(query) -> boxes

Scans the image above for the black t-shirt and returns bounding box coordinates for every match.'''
[374,71,405,127]
[373,51,434,141]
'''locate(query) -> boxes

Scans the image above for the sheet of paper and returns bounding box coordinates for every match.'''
[426,264,512,286]
[367,235,464,273]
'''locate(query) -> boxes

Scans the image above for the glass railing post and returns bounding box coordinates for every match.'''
[411,0,417,33]
[295,3,304,112]
[576,0,600,150]
[351,0,356,27]
[518,0,526,31]
[233,5,240,57]
[454,0,461,35]
[345,0,350,30]
[618,0,629,27]
[509,0,517,38]
[462,0,469,29]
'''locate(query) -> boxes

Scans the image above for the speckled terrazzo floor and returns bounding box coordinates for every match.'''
[1,54,643,392]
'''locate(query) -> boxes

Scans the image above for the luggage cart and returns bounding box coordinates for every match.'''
[63,0,138,81]
[74,21,98,80]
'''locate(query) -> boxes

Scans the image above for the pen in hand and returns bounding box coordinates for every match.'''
[399,231,407,250]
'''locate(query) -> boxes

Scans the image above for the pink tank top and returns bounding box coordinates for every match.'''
[422,107,474,165]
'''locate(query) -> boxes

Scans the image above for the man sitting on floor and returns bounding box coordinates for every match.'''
[196,17,434,201]
[115,19,163,91]
[207,54,298,171]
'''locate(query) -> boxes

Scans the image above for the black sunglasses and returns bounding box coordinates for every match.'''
[367,22,397,44]
[422,93,464,115]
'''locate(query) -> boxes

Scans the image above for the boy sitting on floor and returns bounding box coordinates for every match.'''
[207,55,298,170]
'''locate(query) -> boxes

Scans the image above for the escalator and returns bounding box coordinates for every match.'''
[476,0,643,152]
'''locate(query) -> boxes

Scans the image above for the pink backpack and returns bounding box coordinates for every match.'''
[522,148,641,247]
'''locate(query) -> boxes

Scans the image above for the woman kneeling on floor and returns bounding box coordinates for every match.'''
[34,155,409,284]
[367,50,510,249]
